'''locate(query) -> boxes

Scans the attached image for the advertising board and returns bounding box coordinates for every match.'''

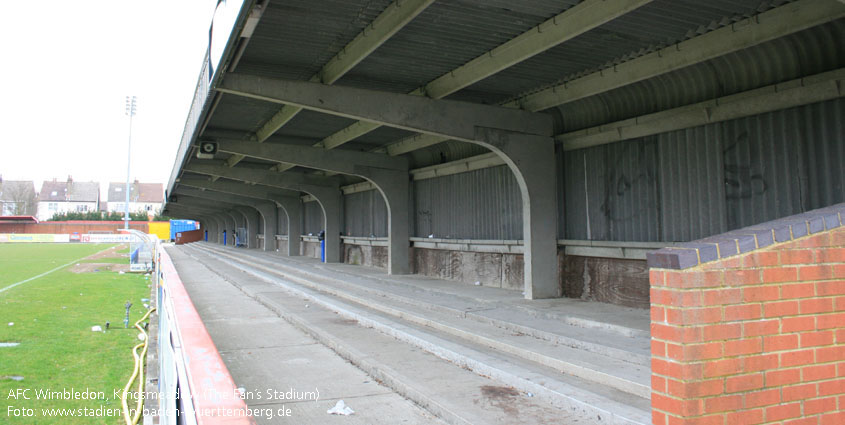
[80,234,134,243]
[0,234,70,243]
[130,263,150,272]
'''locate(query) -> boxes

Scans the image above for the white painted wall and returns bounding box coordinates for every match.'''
[36,201,98,221]
[108,202,160,215]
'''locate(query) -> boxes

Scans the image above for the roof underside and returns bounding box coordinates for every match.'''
[171,0,844,203]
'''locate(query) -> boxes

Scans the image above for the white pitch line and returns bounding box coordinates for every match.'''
[0,245,119,295]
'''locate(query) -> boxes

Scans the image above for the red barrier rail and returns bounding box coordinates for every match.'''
[158,248,255,424]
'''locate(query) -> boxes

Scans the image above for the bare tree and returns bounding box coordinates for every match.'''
[0,181,37,216]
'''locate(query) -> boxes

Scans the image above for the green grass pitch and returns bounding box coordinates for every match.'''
[1,243,151,424]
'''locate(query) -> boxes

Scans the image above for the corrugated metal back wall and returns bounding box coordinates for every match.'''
[302,200,323,235]
[564,98,844,241]
[413,166,523,239]
[344,190,388,237]
[311,99,843,242]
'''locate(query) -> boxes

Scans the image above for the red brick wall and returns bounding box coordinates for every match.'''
[0,221,150,234]
[650,226,844,425]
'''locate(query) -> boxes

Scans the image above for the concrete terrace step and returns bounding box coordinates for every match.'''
[177,247,614,425]
[213,248,651,396]
[240,246,650,339]
[197,243,651,367]
[189,245,652,414]
[193,245,651,396]
[182,245,652,425]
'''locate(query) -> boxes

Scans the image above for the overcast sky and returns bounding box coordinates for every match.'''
[0,0,217,194]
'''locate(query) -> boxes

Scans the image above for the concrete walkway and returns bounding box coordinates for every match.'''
[165,247,444,425]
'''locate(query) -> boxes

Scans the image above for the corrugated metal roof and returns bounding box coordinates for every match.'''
[203,0,834,160]
[351,125,416,149]
[335,0,576,94]
[209,94,279,133]
[244,7,829,123]
[557,21,844,132]
[487,0,793,105]
[243,0,395,81]
[271,110,358,141]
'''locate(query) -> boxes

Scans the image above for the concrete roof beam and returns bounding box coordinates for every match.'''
[184,162,339,191]
[178,176,300,201]
[218,74,553,142]
[216,138,408,175]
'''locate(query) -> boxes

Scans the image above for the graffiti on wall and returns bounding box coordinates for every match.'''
[723,131,768,200]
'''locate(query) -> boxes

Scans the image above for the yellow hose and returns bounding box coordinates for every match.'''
[122,307,156,425]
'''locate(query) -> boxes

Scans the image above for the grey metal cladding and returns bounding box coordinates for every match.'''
[563,138,660,241]
[412,165,522,240]
[343,190,388,237]
[565,98,845,243]
[658,124,728,242]
[404,99,841,244]
[302,201,323,235]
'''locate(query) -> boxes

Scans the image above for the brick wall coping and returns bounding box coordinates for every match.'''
[647,203,845,270]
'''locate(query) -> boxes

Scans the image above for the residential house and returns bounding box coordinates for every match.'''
[107,180,164,219]
[36,177,100,221]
